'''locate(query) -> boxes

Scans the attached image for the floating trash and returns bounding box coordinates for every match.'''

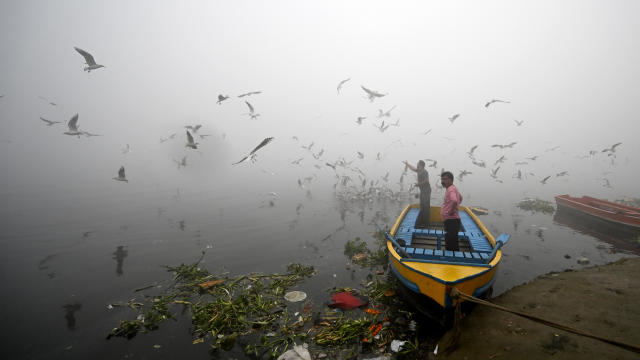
[390,339,406,352]
[328,291,368,310]
[284,290,307,302]
[577,257,590,265]
[470,206,489,215]
[277,343,311,360]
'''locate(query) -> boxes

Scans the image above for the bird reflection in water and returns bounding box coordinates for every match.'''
[112,246,128,276]
[63,303,82,330]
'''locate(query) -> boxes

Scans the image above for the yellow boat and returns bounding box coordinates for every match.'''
[383,204,510,316]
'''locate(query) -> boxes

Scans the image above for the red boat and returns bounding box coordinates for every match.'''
[555,195,640,230]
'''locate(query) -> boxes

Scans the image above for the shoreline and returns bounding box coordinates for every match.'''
[439,257,640,359]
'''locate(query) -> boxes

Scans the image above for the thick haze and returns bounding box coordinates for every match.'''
[1,2,639,358]
[1,0,639,211]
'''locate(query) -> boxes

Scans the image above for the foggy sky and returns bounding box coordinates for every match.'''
[1,0,639,205]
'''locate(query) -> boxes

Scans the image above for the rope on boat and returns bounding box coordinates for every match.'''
[450,288,640,354]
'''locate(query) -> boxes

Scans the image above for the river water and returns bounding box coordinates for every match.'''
[1,156,638,359]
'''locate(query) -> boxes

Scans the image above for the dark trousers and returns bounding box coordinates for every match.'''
[414,188,431,228]
[444,218,461,251]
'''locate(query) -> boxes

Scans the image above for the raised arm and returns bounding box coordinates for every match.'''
[402,160,417,172]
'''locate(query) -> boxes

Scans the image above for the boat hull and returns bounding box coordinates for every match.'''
[386,204,508,309]
[555,195,640,230]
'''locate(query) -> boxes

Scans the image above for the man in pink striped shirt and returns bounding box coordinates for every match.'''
[440,171,463,251]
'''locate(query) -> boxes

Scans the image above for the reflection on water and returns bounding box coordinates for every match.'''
[62,303,82,330]
[112,246,128,276]
[553,207,640,255]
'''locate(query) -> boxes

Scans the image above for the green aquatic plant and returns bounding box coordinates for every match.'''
[107,256,316,355]
[313,316,373,346]
[344,234,389,267]
[517,198,555,214]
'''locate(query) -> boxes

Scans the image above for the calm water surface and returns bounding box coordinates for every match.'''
[1,175,637,359]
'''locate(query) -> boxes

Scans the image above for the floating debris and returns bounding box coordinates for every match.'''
[284,291,307,302]
[517,198,555,214]
[328,291,368,310]
[577,257,590,265]
[276,343,312,360]
[470,206,489,215]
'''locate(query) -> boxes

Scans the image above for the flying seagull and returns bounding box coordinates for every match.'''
[514,119,524,126]
[601,142,622,153]
[232,137,274,165]
[378,105,396,118]
[355,116,366,125]
[185,131,198,149]
[113,166,128,183]
[63,114,83,136]
[217,94,229,105]
[185,124,202,133]
[121,144,131,154]
[448,114,460,123]
[244,101,260,119]
[360,85,387,102]
[540,175,551,184]
[237,91,262,98]
[40,117,61,126]
[74,47,105,72]
[467,145,478,157]
[485,99,510,108]
[336,78,351,94]
[38,96,57,106]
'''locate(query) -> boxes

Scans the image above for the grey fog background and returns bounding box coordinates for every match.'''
[1,1,639,359]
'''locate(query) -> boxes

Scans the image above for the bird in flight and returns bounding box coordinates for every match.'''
[237,91,262,98]
[121,144,131,154]
[467,145,478,157]
[217,94,230,104]
[494,155,507,165]
[74,47,105,72]
[514,119,524,126]
[361,85,387,102]
[601,142,622,153]
[374,120,390,133]
[490,166,500,178]
[525,155,539,161]
[244,101,260,119]
[63,114,83,137]
[174,156,187,168]
[378,105,396,118]
[485,99,510,108]
[232,137,275,165]
[336,78,351,94]
[185,131,198,149]
[40,117,61,126]
[38,96,57,106]
[113,166,128,183]
[458,170,472,181]
[355,116,366,125]
[422,129,432,135]
[185,124,202,133]
[556,171,568,177]
[448,114,460,123]
[540,175,551,184]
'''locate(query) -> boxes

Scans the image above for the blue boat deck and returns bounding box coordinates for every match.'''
[393,208,494,265]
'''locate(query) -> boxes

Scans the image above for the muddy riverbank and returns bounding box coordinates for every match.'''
[440,257,640,360]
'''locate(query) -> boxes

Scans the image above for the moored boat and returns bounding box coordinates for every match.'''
[382,204,510,318]
[555,195,640,231]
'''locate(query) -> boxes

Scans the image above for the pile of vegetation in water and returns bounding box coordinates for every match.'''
[107,230,429,359]
[615,197,640,209]
[344,233,388,267]
[517,198,555,214]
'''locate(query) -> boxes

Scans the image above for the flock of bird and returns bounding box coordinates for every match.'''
[5,47,625,212]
